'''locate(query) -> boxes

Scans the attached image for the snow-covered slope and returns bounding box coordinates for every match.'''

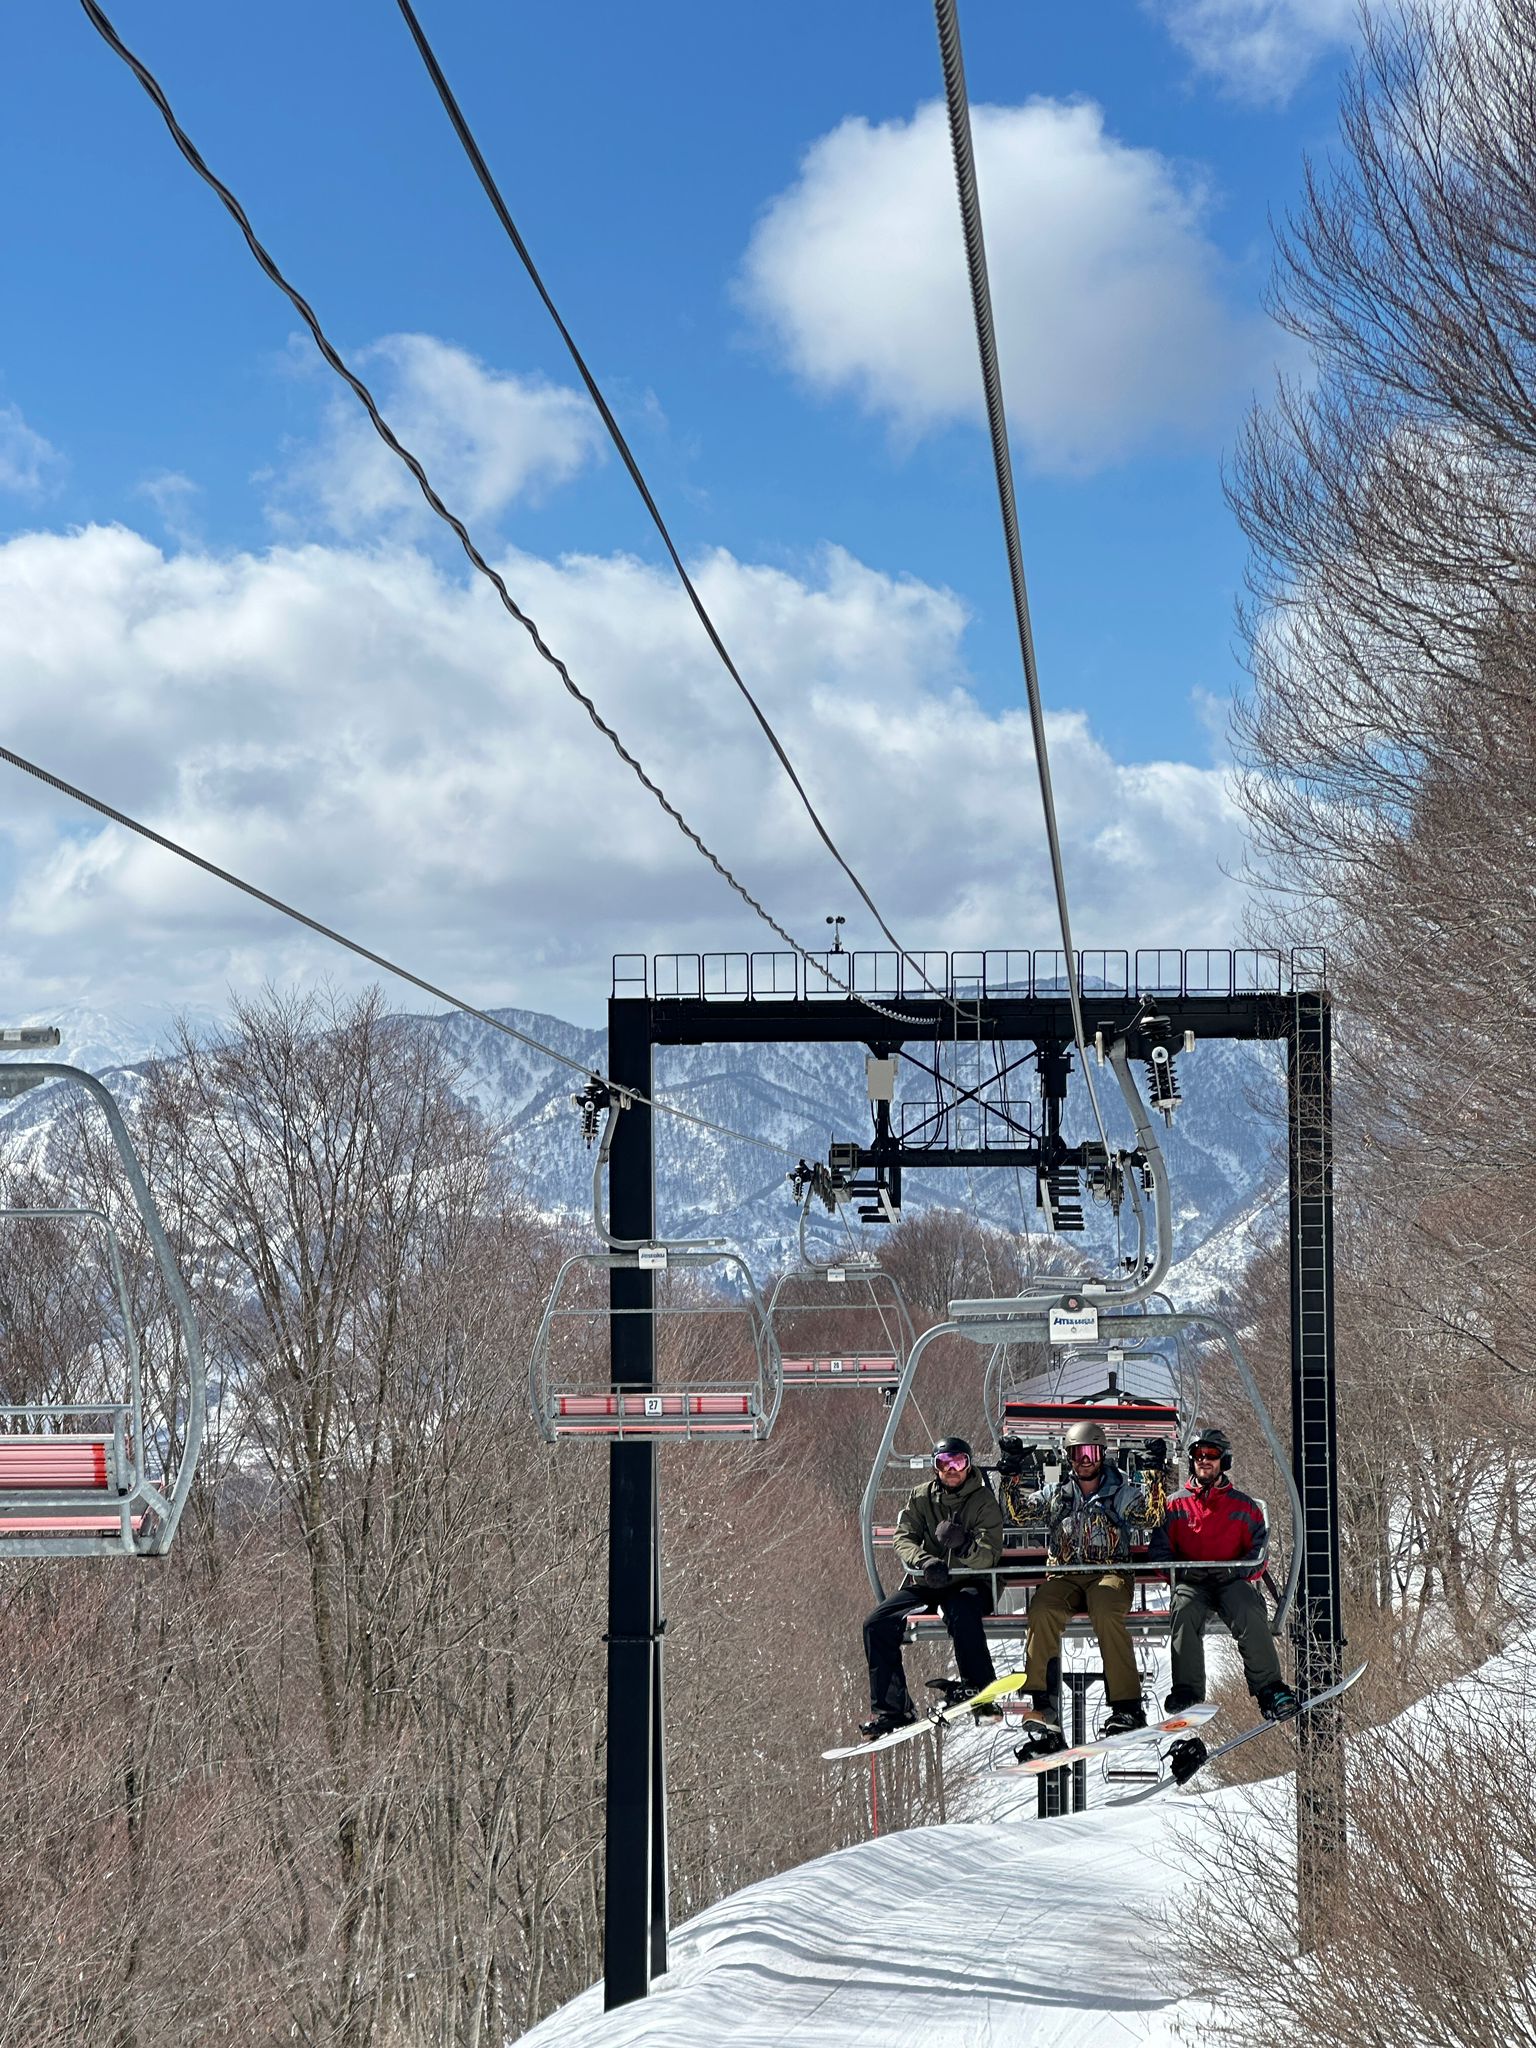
[521,1634,1536,2047]
[516,1777,1252,2047]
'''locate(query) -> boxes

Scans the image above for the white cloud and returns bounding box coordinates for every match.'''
[739,97,1273,473]
[1144,0,1358,102]
[134,470,203,549]
[0,521,1249,1025]
[275,333,605,534]
[0,402,63,497]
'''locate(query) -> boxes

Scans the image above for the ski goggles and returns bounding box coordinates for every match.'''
[1068,1443,1104,1467]
[934,1451,971,1476]
[1191,1443,1225,1460]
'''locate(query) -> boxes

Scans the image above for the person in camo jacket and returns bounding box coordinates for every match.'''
[1152,1426,1299,1719]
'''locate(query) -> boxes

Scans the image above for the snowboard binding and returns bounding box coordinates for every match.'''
[925,1677,1005,1720]
[1168,1736,1208,1785]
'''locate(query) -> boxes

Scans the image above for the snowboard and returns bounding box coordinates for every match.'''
[1110,1662,1369,1804]
[822,1671,1031,1761]
[992,1701,1220,1777]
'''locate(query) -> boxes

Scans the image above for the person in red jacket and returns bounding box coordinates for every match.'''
[1152,1428,1299,1718]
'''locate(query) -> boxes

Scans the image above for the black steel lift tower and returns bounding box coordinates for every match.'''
[597,947,1343,2004]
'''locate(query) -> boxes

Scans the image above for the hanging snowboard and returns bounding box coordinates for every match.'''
[1161,1662,1367,1788]
[1103,1663,1369,1804]
[822,1671,1030,1761]
[993,1702,1220,1777]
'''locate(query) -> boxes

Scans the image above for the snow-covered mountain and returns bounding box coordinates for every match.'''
[0,999,1285,1276]
[421,1003,1287,1272]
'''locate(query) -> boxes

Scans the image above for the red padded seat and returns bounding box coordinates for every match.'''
[551,1392,759,1437]
[781,1354,898,1381]
[0,1435,114,1489]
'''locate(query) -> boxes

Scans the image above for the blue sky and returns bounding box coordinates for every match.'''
[0,0,1359,1027]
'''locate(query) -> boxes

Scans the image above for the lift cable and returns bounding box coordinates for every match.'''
[932,0,1113,1158]
[392,0,967,1031]
[76,0,931,1032]
[0,741,795,1160]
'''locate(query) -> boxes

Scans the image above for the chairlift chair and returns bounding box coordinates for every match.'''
[0,1058,206,1559]
[859,1299,1298,1657]
[766,1258,915,1393]
[529,1245,783,1442]
[527,1085,782,1442]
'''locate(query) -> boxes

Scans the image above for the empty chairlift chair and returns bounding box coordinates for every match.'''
[0,1058,206,1558]
[528,1085,782,1443]
[529,1246,782,1442]
[767,1260,914,1392]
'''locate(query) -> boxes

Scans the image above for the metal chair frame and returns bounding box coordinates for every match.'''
[766,1259,916,1391]
[0,1065,205,1558]
[529,1245,783,1444]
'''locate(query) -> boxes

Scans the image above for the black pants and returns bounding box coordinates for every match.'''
[863,1580,996,1715]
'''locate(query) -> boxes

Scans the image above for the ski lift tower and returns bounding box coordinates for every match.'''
[588,945,1342,2005]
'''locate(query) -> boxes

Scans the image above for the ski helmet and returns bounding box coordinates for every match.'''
[1063,1419,1108,1468]
[1064,1420,1109,1451]
[1187,1427,1232,1474]
[933,1435,973,1473]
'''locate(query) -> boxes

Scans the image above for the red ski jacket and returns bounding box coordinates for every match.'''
[1153,1476,1266,1571]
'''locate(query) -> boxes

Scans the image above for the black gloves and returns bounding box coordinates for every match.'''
[921,1559,951,1590]
[933,1517,970,1553]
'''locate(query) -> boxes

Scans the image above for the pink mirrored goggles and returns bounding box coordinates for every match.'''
[934,1451,971,1476]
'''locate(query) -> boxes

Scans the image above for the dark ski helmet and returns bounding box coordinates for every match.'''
[1188,1426,1233,1474]
[933,1435,973,1466]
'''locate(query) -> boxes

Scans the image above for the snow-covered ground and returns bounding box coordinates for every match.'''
[519,1639,1269,2048]
[519,1773,1251,2047]
[521,1633,1536,2046]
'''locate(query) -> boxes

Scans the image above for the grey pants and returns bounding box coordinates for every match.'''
[1170,1577,1282,1698]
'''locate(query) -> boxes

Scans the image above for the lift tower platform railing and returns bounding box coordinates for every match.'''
[597,946,1343,2006]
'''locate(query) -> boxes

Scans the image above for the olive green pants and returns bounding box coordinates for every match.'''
[1024,1570,1139,1704]
[1170,1577,1282,1698]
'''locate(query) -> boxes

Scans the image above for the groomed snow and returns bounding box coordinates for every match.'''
[518,1763,1259,2046]
[521,1634,1536,2044]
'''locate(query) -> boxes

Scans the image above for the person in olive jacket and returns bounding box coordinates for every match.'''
[859,1435,1005,1738]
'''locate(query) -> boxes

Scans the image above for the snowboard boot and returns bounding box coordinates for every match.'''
[1256,1681,1300,1721]
[1012,1718,1068,1764]
[1011,1695,1066,1763]
[1102,1700,1148,1737]
[859,1706,917,1739]
[1164,1684,1203,1714]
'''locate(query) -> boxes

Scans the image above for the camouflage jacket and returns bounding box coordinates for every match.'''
[1018,1465,1153,1566]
